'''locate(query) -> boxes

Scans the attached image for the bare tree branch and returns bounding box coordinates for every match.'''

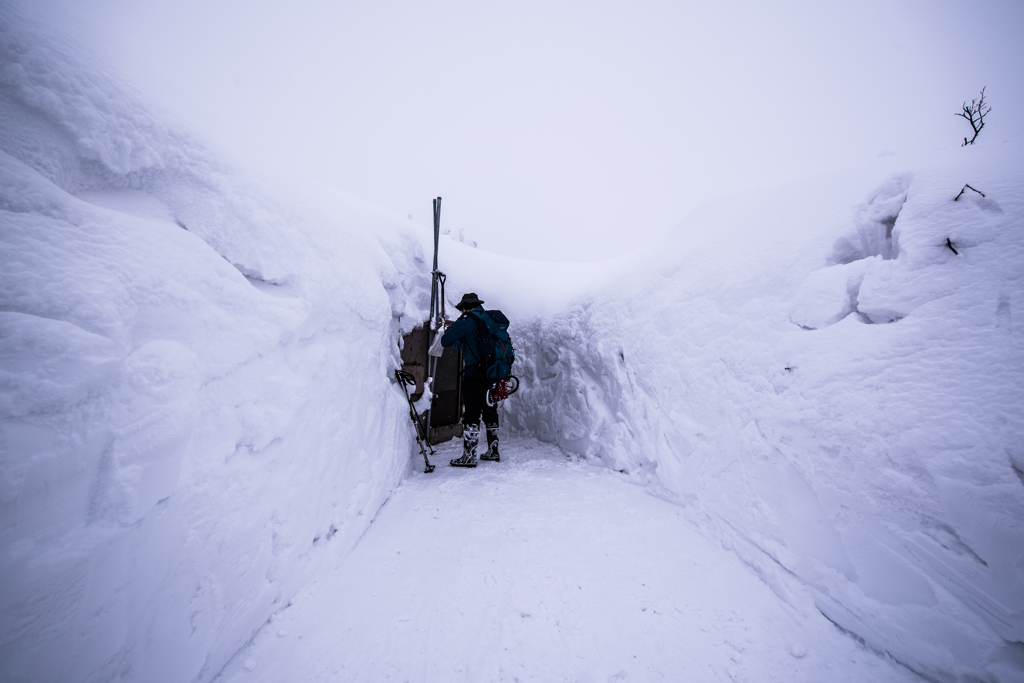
[955,87,991,146]
[953,183,986,201]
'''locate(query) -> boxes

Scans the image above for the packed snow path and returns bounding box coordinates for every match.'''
[217,438,918,683]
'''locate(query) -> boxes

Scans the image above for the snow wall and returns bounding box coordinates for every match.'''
[3,11,1024,683]
[499,147,1024,681]
[0,15,435,683]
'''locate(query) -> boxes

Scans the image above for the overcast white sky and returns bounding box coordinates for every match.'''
[18,0,1024,260]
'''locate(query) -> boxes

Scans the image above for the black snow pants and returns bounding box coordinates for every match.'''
[462,376,498,428]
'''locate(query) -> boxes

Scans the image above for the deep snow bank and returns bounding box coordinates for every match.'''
[0,15,434,683]
[4,9,1023,683]
[503,144,1024,681]
[216,437,921,683]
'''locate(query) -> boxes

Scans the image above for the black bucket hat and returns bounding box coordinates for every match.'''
[455,292,485,310]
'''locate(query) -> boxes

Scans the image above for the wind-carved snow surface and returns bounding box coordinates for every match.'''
[504,146,1024,681]
[0,15,434,683]
[3,10,1024,683]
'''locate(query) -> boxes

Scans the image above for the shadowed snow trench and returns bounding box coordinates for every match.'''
[217,438,918,683]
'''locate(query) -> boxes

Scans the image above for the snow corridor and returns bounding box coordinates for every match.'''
[215,438,918,683]
[2,14,1023,683]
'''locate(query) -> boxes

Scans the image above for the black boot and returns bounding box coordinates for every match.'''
[480,424,500,461]
[450,426,479,467]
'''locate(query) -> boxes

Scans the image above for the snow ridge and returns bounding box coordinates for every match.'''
[505,149,1024,681]
[0,13,433,683]
[2,8,1023,683]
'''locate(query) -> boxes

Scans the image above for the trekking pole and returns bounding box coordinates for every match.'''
[424,197,442,441]
[395,370,435,473]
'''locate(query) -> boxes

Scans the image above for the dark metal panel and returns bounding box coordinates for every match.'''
[429,423,463,445]
[399,325,429,399]
[430,388,461,427]
[433,344,461,392]
[401,323,463,444]
[430,343,462,430]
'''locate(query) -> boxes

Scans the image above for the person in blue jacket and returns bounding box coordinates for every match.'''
[441,292,508,467]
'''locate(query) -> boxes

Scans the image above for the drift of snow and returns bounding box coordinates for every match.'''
[2,9,1023,683]
[216,437,920,683]
[1,14,435,683]
[442,223,478,248]
[496,148,1024,680]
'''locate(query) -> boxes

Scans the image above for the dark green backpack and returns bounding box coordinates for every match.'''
[468,310,515,380]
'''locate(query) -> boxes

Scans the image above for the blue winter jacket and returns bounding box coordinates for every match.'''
[441,306,506,379]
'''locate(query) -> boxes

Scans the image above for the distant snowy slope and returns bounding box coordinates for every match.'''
[505,142,1024,681]
[0,14,433,683]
